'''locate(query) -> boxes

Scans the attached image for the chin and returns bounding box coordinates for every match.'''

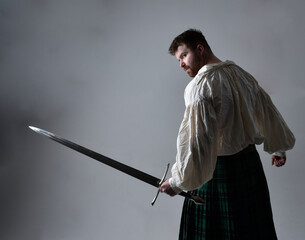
[187,72,195,77]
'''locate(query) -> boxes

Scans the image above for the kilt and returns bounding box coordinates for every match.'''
[179,145,277,240]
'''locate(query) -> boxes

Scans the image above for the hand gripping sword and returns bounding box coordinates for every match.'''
[29,126,204,206]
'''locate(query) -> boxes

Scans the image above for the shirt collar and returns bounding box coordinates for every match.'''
[194,61,235,83]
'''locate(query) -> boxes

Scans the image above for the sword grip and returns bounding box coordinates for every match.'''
[150,164,205,206]
[151,163,170,206]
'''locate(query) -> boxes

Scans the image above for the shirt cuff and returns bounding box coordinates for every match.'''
[273,151,286,157]
[169,177,183,194]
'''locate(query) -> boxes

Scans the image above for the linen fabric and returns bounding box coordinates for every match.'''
[169,61,295,193]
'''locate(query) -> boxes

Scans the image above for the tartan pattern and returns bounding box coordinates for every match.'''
[179,146,277,240]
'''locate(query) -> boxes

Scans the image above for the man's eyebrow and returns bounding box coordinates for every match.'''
[179,52,187,58]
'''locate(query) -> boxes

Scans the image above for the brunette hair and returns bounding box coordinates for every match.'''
[168,29,212,55]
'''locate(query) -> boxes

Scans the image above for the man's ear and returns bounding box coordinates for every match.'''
[197,44,205,55]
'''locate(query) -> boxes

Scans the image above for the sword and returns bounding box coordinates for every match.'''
[29,126,204,206]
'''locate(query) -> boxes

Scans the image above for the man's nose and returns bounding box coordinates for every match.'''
[180,60,185,68]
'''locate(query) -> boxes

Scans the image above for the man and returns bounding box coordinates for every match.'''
[160,29,295,239]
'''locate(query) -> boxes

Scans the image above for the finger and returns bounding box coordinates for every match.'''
[271,157,276,165]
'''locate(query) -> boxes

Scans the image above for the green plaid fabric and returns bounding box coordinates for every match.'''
[179,145,277,240]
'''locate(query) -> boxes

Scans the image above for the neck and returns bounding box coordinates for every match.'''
[193,52,222,77]
[205,53,222,65]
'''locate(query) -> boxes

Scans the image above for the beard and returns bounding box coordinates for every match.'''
[184,65,201,77]
[184,54,202,78]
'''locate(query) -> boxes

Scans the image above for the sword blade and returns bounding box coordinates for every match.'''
[29,126,204,205]
[29,126,160,187]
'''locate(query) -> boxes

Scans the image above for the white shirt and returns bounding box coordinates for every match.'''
[169,61,295,193]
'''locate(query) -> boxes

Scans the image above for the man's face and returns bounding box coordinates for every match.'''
[175,44,202,78]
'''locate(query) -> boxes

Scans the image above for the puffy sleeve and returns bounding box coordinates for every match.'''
[255,86,295,154]
[169,99,218,193]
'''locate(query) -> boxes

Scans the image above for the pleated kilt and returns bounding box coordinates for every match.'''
[179,145,277,240]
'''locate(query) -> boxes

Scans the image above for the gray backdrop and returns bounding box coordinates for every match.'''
[1,0,304,239]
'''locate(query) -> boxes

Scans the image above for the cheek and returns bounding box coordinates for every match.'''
[185,57,192,66]
[188,59,196,69]
[186,54,196,67]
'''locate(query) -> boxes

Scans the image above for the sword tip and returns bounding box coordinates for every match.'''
[29,126,39,132]
[28,126,54,137]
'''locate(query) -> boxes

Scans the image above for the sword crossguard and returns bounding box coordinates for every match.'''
[151,163,170,206]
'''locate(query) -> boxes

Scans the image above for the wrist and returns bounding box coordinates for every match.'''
[169,178,183,194]
[273,152,286,158]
